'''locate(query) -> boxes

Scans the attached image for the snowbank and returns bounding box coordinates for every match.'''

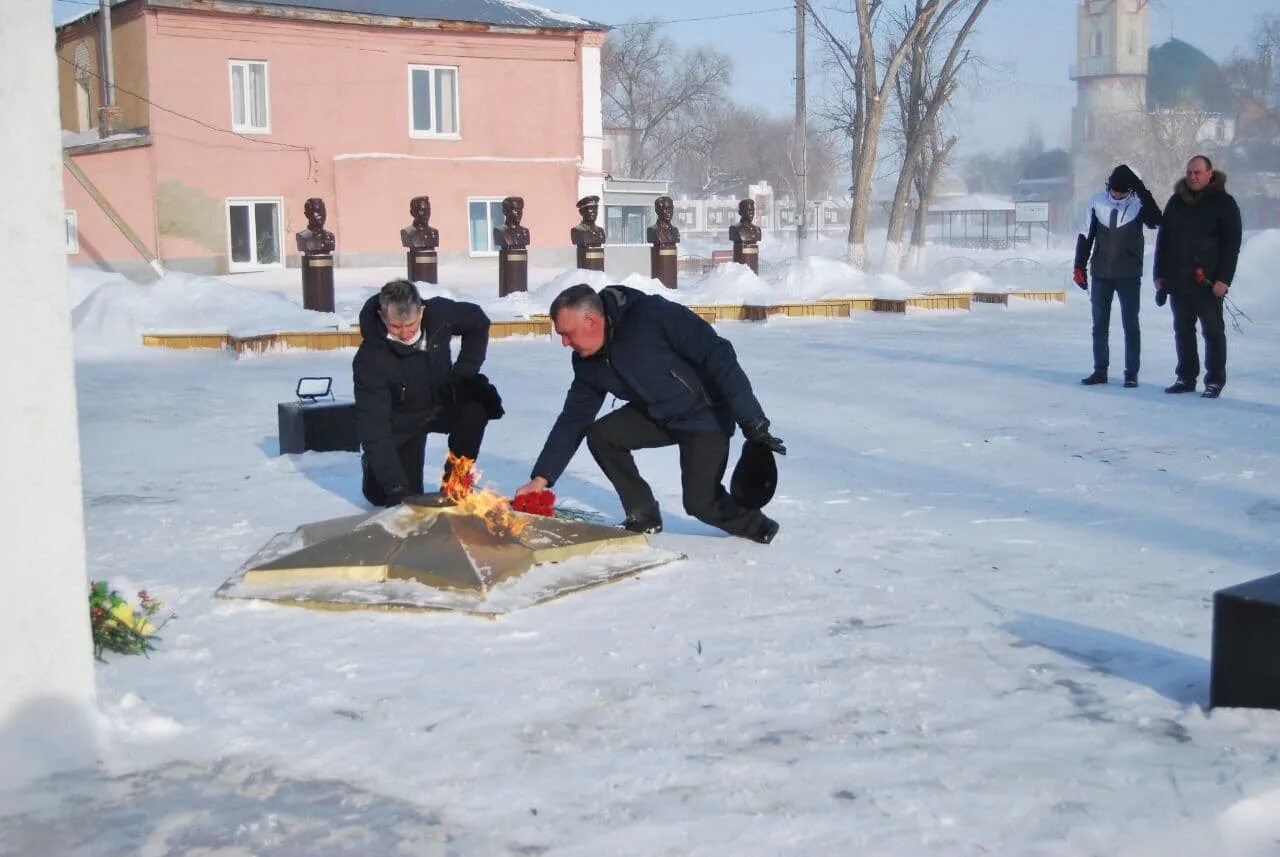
[1233,230,1280,319]
[71,270,341,357]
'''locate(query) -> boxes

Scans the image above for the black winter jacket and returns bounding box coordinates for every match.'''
[531,286,766,486]
[353,293,489,494]
[1153,171,1242,290]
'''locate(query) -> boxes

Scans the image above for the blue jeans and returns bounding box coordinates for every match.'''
[1091,277,1141,378]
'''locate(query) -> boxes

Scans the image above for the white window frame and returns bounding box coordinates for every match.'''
[225,196,285,273]
[408,64,461,139]
[229,59,271,134]
[466,196,506,257]
[64,211,79,254]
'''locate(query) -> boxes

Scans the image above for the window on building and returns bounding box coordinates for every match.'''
[226,198,282,270]
[409,65,460,137]
[676,209,696,227]
[64,211,78,254]
[605,204,650,244]
[1127,29,1137,56]
[229,60,270,133]
[467,198,505,254]
[708,209,732,226]
[1092,31,1103,57]
[1084,113,1096,141]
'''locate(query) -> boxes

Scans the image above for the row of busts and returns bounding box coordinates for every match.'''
[295,194,764,256]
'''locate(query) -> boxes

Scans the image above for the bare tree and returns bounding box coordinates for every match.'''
[601,21,732,180]
[672,105,840,200]
[809,0,940,269]
[881,0,989,275]
[906,129,956,274]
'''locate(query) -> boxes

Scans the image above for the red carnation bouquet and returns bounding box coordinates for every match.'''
[512,489,556,517]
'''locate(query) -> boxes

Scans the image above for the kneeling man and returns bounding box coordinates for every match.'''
[516,284,784,544]
[354,279,501,506]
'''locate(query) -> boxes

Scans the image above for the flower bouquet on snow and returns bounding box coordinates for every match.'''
[511,490,603,523]
[89,581,171,662]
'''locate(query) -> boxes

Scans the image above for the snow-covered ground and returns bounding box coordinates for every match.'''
[4,235,1280,855]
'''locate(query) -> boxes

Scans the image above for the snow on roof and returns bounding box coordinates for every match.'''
[58,0,604,30]
[929,193,1017,213]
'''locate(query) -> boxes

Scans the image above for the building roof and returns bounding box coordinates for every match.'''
[1146,38,1231,113]
[58,0,605,32]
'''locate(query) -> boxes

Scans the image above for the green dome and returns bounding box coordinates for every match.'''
[1146,38,1231,113]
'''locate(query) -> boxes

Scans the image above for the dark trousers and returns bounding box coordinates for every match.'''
[1170,286,1227,387]
[362,400,490,506]
[1090,277,1141,378]
[585,405,766,538]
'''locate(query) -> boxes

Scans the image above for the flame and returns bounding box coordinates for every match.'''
[441,452,531,537]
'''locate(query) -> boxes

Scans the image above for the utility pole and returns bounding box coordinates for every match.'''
[795,0,808,259]
[98,0,121,137]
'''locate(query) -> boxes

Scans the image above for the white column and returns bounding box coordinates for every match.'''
[578,41,605,202]
[0,0,98,787]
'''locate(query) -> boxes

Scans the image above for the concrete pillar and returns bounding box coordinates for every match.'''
[0,0,98,786]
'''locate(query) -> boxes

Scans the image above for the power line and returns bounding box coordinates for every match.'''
[57,52,317,180]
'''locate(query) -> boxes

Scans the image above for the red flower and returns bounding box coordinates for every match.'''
[513,490,556,517]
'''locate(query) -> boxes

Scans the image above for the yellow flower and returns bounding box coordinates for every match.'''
[109,601,155,635]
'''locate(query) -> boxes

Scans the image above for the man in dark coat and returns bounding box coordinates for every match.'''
[515,284,785,544]
[1074,163,1162,387]
[353,279,500,506]
[1154,155,1243,398]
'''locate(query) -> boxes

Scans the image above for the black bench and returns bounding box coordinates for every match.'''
[278,399,359,455]
[1211,571,1280,710]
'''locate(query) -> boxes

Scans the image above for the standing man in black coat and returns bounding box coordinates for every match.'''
[1154,155,1243,398]
[1074,163,1162,387]
[353,279,501,506]
[515,284,785,544]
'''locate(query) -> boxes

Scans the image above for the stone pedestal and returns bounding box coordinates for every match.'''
[301,254,334,312]
[651,244,677,289]
[407,250,437,284]
[577,245,605,272]
[1211,571,1280,710]
[733,241,760,274]
[499,248,528,297]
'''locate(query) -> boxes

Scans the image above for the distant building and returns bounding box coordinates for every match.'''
[1069,0,1233,213]
[56,0,608,277]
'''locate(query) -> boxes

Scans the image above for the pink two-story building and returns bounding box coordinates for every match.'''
[56,0,608,278]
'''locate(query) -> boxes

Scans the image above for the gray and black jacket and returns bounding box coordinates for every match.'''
[1074,188,1162,281]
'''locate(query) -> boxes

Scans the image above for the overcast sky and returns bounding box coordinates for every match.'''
[53,0,1276,155]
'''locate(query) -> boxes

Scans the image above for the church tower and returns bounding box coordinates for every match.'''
[1071,0,1150,204]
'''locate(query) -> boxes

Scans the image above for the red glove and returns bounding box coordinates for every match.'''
[1073,268,1087,290]
[1193,266,1208,285]
[512,490,556,517]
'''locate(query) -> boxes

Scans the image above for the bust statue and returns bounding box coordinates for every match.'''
[729,198,762,245]
[400,195,439,251]
[494,196,530,250]
[647,195,680,245]
[570,195,606,247]
[295,197,335,255]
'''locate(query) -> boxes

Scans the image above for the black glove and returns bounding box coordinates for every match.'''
[743,418,787,456]
[464,373,505,420]
[437,372,504,420]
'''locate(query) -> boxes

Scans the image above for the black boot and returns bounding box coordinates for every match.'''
[619,509,662,534]
[1123,373,1138,388]
[749,516,780,545]
[1201,384,1223,399]
[1080,371,1108,386]
[1164,379,1197,394]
